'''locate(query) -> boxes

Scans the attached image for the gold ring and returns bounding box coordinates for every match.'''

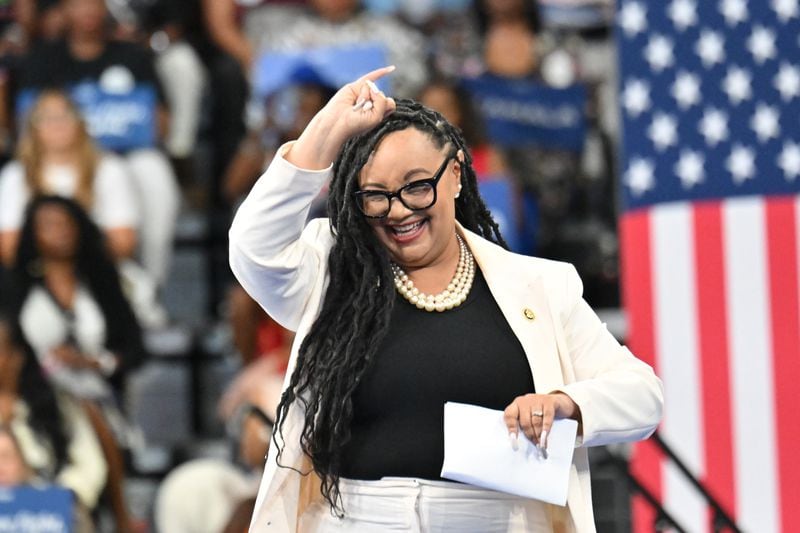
[532,411,544,417]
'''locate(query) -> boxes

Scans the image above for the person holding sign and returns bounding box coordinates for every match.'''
[229,67,663,532]
[0,317,106,532]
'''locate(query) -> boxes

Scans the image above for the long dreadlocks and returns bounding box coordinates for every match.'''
[272,98,508,513]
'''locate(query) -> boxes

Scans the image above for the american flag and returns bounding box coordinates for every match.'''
[616,1,800,532]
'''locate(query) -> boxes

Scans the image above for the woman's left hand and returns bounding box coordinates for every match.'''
[503,392,580,451]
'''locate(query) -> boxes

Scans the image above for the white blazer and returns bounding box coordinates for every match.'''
[229,144,664,533]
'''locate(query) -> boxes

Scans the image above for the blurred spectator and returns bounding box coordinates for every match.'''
[223,83,333,205]
[0,90,167,328]
[0,90,139,265]
[201,0,252,207]
[2,196,147,531]
[108,0,207,179]
[476,0,541,78]
[0,316,107,532]
[417,79,507,179]
[14,0,65,45]
[154,334,288,533]
[17,0,180,286]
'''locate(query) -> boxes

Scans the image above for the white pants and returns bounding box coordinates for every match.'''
[299,478,555,532]
[124,148,181,285]
[154,41,207,159]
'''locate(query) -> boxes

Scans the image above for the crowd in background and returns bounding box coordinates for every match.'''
[0,0,619,531]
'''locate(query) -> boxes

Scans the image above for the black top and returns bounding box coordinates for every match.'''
[19,39,165,103]
[339,267,535,480]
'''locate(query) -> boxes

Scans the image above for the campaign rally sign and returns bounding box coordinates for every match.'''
[0,486,73,533]
[253,44,389,99]
[461,75,586,152]
[17,79,158,152]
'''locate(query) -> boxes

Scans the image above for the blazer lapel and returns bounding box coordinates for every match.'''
[461,228,567,394]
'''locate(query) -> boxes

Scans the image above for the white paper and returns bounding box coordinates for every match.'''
[440,401,579,506]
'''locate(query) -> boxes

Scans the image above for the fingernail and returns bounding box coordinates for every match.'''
[363,100,374,111]
[386,65,396,71]
[353,97,365,110]
[366,79,380,93]
[541,430,548,450]
[509,432,519,451]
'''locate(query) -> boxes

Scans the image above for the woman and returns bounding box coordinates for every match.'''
[3,196,146,390]
[229,67,663,532]
[0,316,107,531]
[0,90,139,266]
[3,195,147,531]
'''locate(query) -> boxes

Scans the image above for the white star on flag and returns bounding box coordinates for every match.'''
[719,0,748,26]
[622,79,651,117]
[774,63,800,101]
[672,71,701,109]
[748,26,777,64]
[669,0,698,31]
[648,113,678,151]
[619,2,647,37]
[778,141,800,180]
[751,103,781,143]
[772,0,799,22]
[699,108,729,146]
[626,158,656,196]
[722,66,752,105]
[696,30,726,68]
[675,150,705,188]
[645,34,675,72]
[726,144,756,184]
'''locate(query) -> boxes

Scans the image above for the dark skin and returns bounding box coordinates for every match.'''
[0,323,23,423]
[33,204,118,373]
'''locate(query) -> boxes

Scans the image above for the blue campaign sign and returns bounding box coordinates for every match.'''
[17,82,158,152]
[461,75,586,152]
[253,44,389,99]
[0,485,73,533]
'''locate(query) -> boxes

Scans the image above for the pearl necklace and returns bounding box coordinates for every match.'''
[391,235,476,312]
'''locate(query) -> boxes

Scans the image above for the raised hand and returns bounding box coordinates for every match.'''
[285,66,397,170]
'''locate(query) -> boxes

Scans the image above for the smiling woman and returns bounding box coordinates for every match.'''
[229,67,663,533]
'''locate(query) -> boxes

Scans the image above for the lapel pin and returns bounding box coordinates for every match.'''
[523,308,536,321]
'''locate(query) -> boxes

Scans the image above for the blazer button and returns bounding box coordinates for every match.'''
[523,308,536,320]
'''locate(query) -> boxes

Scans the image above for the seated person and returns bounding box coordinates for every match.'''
[17,0,180,285]
[2,196,147,532]
[0,90,139,266]
[0,316,107,532]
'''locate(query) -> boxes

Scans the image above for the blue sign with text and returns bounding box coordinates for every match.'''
[17,81,158,152]
[0,486,73,533]
[461,75,586,151]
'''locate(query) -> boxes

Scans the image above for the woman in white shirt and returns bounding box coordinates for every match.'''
[0,89,139,266]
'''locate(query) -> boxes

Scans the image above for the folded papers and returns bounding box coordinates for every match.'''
[440,402,579,506]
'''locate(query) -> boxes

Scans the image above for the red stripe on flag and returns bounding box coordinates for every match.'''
[692,203,737,522]
[620,211,662,533]
[765,198,800,532]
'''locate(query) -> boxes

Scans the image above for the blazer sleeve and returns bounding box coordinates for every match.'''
[228,143,333,331]
[556,265,664,447]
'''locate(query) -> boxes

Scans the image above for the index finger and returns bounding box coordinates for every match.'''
[503,401,520,435]
[357,65,396,84]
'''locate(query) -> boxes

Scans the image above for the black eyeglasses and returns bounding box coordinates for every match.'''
[353,154,454,219]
